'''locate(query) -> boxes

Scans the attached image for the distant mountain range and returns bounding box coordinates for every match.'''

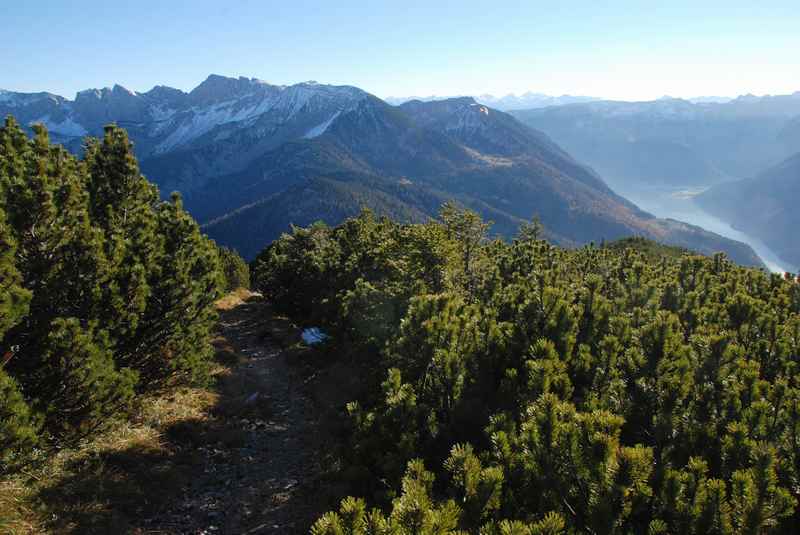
[512,93,800,190]
[0,76,764,265]
[385,93,738,111]
[684,96,734,104]
[385,93,600,111]
[697,151,800,269]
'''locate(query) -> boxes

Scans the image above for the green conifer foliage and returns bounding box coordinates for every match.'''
[0,210,29,338]
[37,318,137,438]
[83,127,163,360]
[140,193,221,381]
[0,117,222,469]
[258,206,800,533]
[218,246,251,291]
[0,370,40,471]
[0,198,38,471]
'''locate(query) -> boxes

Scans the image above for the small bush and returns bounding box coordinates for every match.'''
[218,246,250,291]
[38,318,138,438]
[0,369,40,471]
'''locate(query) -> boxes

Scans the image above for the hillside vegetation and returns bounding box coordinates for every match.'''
[0,118,225,473]
[253,209,800,534]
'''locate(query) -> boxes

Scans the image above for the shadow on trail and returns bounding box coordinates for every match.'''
[34,296,338,534]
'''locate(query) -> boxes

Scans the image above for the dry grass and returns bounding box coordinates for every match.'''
[0,384,220,534]
[214,288,256,311]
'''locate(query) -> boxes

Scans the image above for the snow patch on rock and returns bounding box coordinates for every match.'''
[303,110,341,138]
[155,84,366,152]
[31,115,87,137]
[148,104,178,122]
[156,98,277,152]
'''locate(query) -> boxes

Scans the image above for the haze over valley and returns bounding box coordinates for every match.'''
[511,93,800,271]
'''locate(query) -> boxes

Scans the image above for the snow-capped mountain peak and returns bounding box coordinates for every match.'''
[0,75,371,154]
[153,79,368,152]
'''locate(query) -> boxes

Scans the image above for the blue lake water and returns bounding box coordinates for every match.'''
[618,185,793,274]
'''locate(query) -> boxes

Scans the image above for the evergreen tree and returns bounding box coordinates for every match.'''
[0,117,222,467]
[218,245,250,291]
[36,318,137,438]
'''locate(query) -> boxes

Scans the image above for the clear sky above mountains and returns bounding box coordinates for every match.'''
[3,0,799,101]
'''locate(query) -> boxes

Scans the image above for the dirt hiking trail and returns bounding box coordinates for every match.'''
[142,295,326,534]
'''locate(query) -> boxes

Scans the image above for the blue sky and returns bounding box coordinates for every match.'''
[2,0,799,101]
